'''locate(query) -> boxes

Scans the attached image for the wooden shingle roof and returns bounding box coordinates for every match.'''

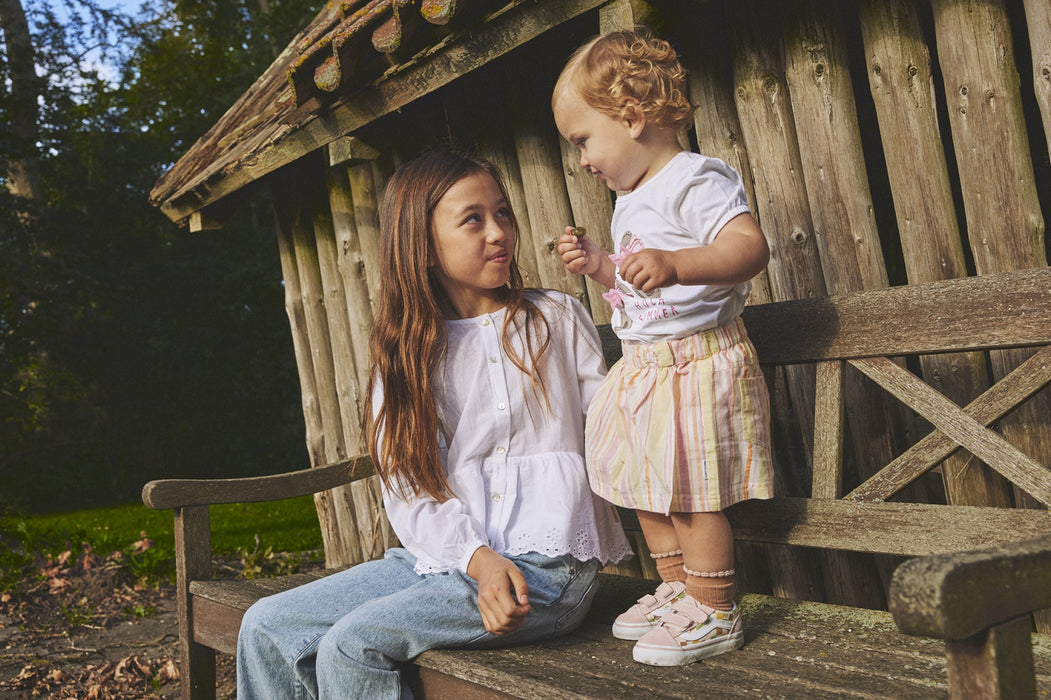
[150,0,607,229]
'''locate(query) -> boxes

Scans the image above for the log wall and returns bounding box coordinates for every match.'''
[267,0,1050,608]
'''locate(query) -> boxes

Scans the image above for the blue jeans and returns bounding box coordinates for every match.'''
[236,548,601,699]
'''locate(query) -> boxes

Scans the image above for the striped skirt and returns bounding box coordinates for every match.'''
[585,317,774,514]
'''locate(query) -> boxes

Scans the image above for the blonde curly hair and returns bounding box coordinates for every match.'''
[554,29,693,131]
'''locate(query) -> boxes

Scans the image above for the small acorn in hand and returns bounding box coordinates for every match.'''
[570,226,587,238]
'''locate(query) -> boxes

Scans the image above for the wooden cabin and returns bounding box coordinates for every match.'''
[150,0,1050,615]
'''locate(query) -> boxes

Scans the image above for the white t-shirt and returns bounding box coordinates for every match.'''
[380,290,633,575]
[607,151,752,342]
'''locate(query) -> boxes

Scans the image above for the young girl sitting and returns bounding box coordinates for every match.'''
[236,149,632,698]
[553,30,775,666]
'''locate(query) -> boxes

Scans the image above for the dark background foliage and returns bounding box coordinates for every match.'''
[1,0,326,513]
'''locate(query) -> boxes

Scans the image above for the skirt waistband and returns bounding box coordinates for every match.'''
[620,317,748,368]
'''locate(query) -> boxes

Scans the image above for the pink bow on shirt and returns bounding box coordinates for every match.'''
[602,288,627,309]
[608,236,644,267]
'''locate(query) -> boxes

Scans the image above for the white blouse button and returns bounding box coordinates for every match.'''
[491,493,502,502]
[497,402,506,411]
[490,356,498,363]
[496,446,506,455]
[481,318,491,326]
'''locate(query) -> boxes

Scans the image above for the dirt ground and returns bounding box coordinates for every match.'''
[0,550,263,699]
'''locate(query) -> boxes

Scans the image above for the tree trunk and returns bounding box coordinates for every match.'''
[0,0,44,215]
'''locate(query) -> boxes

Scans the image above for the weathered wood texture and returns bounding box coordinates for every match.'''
[150,0,610,225]
[858,0,1012,508]
[411,579,1051,699]
[149,0,1051,636]
[143,268,1051,698]
[1025,0,1051,154]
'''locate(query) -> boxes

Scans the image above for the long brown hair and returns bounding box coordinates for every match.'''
[363,150,550,502]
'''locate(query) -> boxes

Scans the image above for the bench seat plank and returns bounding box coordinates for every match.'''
[410,575,1051,699]
[184,571,1051,698]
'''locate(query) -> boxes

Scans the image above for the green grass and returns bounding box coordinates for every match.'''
[0,496,324,591]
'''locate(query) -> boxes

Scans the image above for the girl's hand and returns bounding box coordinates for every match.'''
[556,226,600,276]
[620,248,680,294]
[467,546,531,635]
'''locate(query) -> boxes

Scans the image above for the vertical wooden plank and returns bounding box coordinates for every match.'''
[346,161,385,304]
[729,1,826,305]
[312,172,363,453]
[784,0,887,295]
[1023,0,1051,155]
[311,168,367,568]
[326,142,376,397]
[598,0,658,33]
[328,146,399,561]
[443,71,543,289]
[556,144,616,324]
[505,48,588,300]
[856,0,1012,511]
[273,174,351,566]
[556,127,616,325]
[782,0,904,487]
[729,0,823,474]
[285,157,362,569]
[173,505,216,700]
[931,0,1045,275]
[856,0,967,284]
[273,180,324,463]
[811,360,844,500]
[679,1,772,307]
[931,0,1051,633]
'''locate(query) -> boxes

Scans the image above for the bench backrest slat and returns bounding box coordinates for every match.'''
[726,498,1051,557]
[739,267,1050,365]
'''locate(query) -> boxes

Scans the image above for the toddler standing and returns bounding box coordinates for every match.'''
[553,29,775,666]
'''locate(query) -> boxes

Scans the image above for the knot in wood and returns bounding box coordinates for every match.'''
[907,64,918,78]
[790,229,808,246]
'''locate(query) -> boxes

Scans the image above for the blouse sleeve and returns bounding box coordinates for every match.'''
[381,482,489,574]
[566,295,608,415]
[371,378,490,574]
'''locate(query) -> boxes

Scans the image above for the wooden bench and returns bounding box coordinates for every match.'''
[142,267,1051,699]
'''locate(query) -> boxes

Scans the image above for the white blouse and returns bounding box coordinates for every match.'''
[380,290,633,575]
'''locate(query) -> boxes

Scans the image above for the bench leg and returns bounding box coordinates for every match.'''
[181,640,217,700]
[945,615,1034,699]
[174,506,218,700]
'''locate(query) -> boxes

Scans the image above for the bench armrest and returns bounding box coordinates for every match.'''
[890,530,1051,640]
[141,454,376,510]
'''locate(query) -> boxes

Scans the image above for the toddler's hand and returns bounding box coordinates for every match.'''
[620,249,679,293]
[557,226,599,276]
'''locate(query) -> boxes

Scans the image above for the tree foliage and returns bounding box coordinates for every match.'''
[1,0,325,513]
